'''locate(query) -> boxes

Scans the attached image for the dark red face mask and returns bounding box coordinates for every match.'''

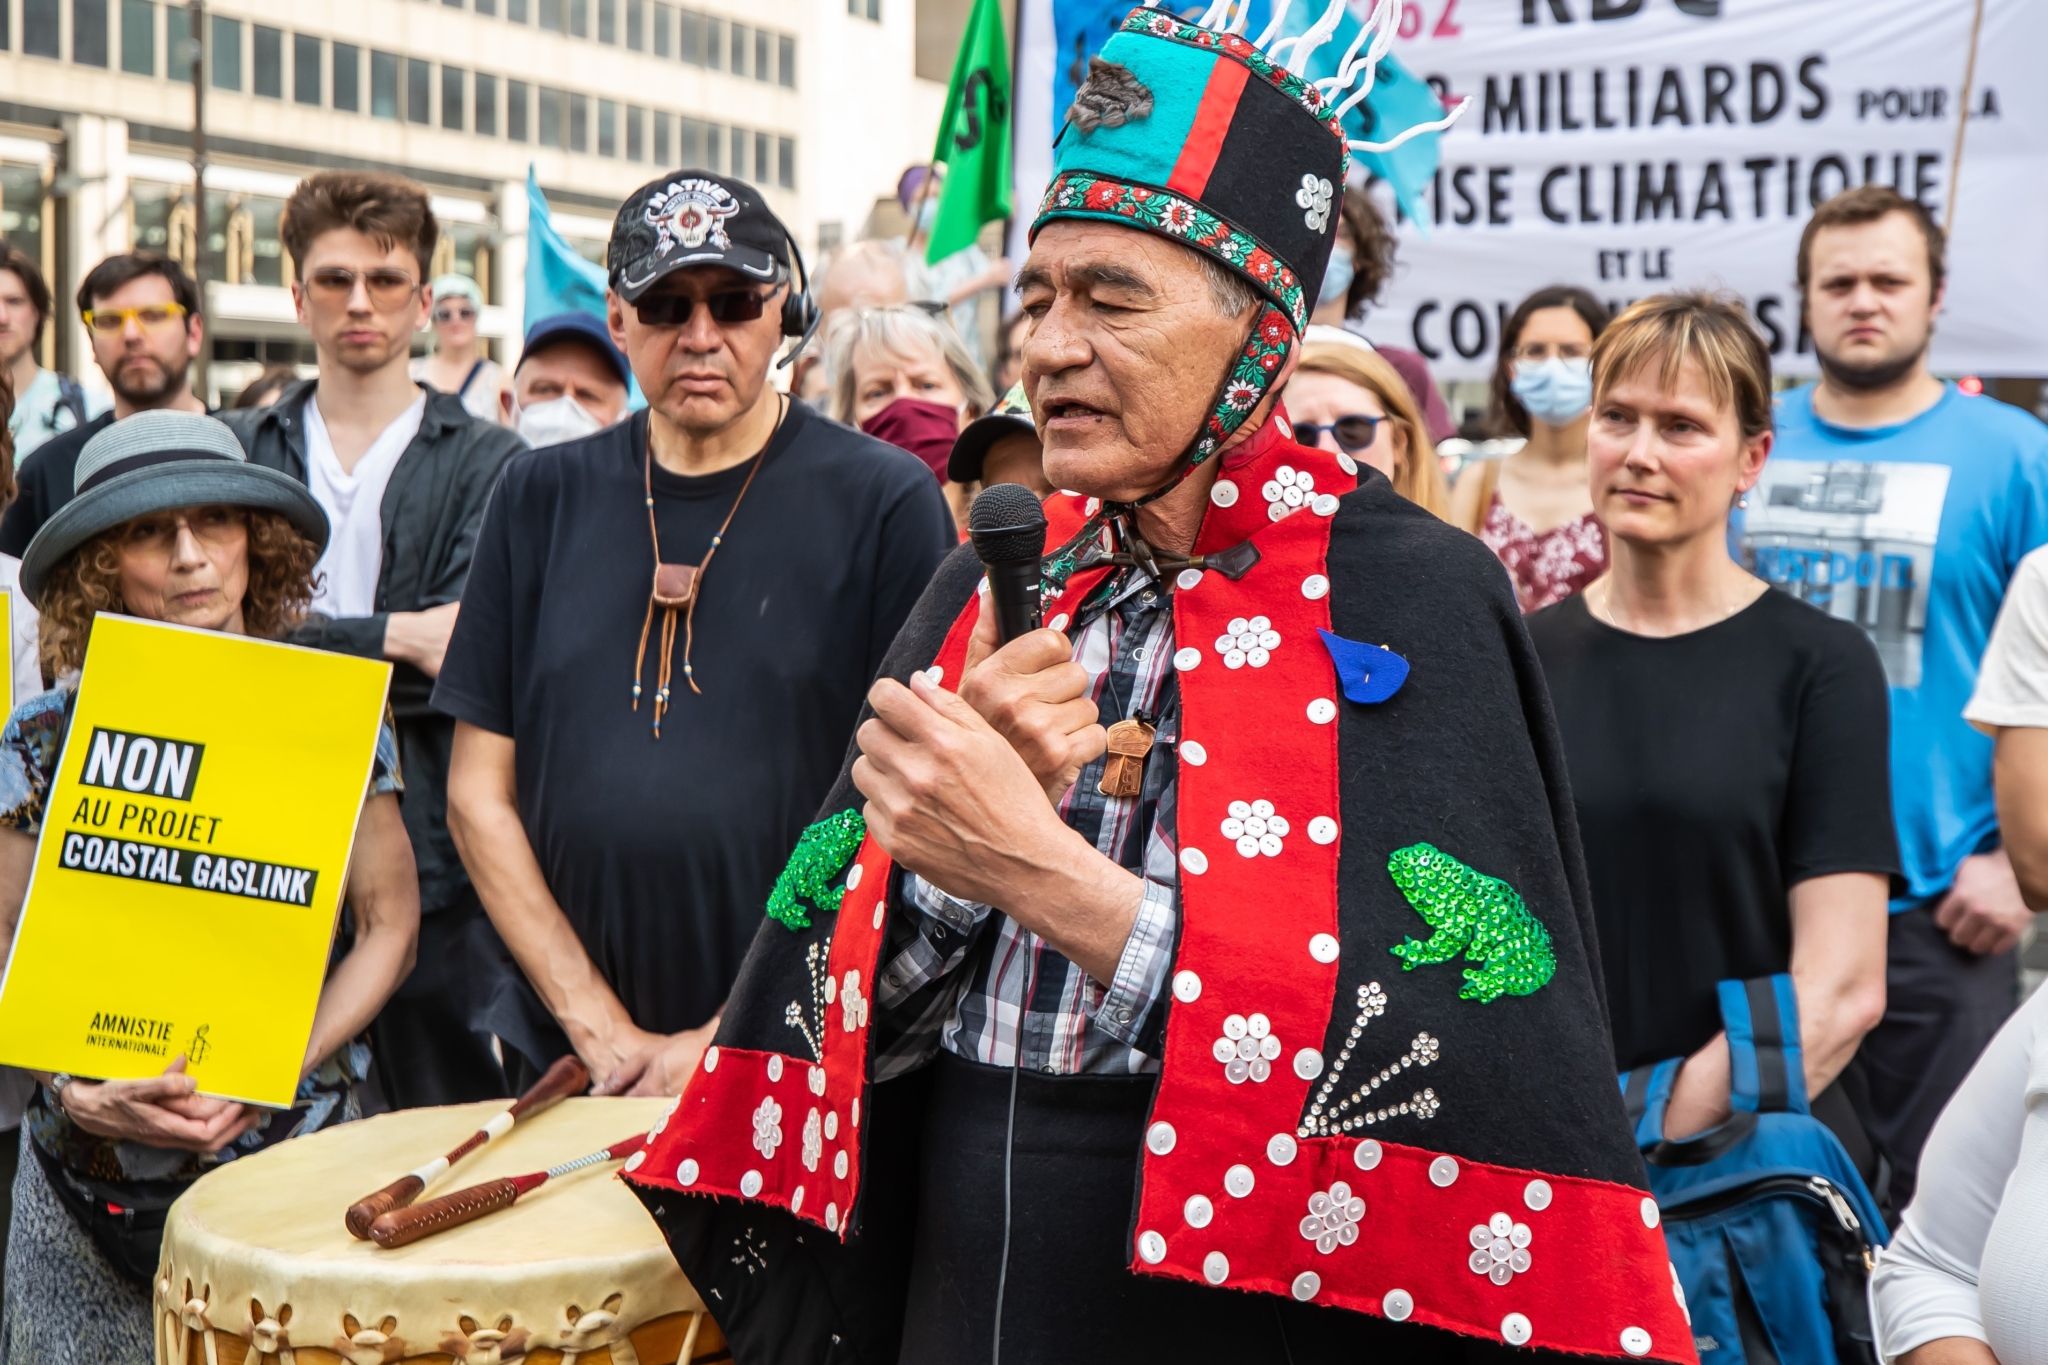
[860,397,961,481]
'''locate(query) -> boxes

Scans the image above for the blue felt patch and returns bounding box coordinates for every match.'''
[1317,629,1410,704]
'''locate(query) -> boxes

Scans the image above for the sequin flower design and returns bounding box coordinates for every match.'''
[1300,1180,1366,1254]
[801,1107,823,1172]
[1221,798,1289,856]
[1297,174,1335,232]
[1263,465,1316,522]
[751,1096,784,1159]
[1469,1211,1534,1285]
[1212,1011,1283,1083]
[1300,981,1445,1137]
[1214,618,1283,671]
[839,970,869,1031]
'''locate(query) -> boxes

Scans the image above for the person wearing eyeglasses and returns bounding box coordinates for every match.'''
[1449,286,1613,613]
[438,172,953,1100]
[411,274,509,426]
[1284,331,1449,519]
[221,172,526,1114]
[0,253,206,560]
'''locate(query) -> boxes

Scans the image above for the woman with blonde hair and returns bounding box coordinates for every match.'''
[827,304,995,529]
[1283,337,1449,518]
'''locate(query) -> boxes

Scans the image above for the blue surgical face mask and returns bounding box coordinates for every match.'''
[1510,356,1593,427]
[1318,244,1355,310]
[914,194,940,232]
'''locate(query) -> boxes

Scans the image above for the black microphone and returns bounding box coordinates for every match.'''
[968,484,1047,645]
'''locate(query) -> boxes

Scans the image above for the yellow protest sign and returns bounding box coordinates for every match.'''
[0,616,392,1106]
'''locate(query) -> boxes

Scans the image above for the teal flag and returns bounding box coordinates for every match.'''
[926,0,1013,264]
[522,167,644,408]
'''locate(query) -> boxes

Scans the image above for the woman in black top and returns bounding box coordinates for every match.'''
[1528,291,1897,1143]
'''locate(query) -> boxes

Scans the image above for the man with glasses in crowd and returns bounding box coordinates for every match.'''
[0,247,105,463]
[437,172,952,1096]
[0,252,208,555]
[224,170,526,1110]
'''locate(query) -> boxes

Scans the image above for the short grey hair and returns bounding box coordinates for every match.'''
[1198,253,1258,320]
[825,304,996,425]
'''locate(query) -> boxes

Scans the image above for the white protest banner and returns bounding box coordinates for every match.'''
[1331,0,2048,380]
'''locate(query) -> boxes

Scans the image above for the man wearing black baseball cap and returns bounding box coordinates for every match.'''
[438,173,954,1096]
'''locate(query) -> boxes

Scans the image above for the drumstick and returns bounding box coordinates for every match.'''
[344,1055,590,1239]
[366,1134,645,1249]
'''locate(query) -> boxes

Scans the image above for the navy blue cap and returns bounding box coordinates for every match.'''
[521,311,632,387]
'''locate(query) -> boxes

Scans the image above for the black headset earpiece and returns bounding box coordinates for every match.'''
[775,226,821,370]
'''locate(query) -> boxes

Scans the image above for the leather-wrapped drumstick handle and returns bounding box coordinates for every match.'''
[368,1177,525,1249]
[344,1055,591,1238]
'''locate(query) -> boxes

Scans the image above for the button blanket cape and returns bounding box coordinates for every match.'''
[624,417,1695,1364]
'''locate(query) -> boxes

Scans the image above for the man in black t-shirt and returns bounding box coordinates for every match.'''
[436,173,953,1096]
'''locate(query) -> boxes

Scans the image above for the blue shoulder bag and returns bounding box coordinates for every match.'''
[1619,975,1886,1365]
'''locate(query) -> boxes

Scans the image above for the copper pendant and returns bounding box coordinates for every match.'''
[1098,717,1156,798]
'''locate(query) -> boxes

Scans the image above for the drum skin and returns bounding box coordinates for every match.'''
[154,1098,726,1365]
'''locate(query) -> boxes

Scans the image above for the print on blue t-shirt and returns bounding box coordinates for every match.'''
[1745,383,2048,907]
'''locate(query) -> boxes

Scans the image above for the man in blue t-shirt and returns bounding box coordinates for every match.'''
[1748,185,2048,1205]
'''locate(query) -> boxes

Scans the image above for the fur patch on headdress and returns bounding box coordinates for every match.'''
[1067,57,1155,134]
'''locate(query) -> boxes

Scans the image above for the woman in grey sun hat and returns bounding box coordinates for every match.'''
[0,408,422,1363]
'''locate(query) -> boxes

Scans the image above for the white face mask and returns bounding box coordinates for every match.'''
[514,395,606,448]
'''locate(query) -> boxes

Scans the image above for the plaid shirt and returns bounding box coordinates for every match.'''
[872,569,1181,1079]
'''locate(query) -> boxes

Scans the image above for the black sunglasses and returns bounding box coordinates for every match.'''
[1294,413,1388,454]
[634,288,776,328]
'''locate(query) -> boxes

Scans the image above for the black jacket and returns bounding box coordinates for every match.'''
[222,379,525,914]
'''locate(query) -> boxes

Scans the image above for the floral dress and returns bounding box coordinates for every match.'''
[1479,493,1609,614]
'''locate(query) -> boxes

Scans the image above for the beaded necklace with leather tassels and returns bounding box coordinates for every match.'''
[631,398,782,735]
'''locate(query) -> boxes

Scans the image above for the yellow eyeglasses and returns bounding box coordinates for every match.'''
[81,303,190,334]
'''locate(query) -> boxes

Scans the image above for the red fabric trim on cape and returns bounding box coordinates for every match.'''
[629,412,1695,1362]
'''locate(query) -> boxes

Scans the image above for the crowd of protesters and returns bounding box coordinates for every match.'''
[0,158,2043,1365]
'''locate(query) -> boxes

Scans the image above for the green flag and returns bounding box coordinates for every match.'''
[925,0,1012,265]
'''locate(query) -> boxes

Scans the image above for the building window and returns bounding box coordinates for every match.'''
[753,28,767,83]
[371,50,400,119]
[704,16,720,70]
[777,33,794,89]
[166,4,192,80]
[406,57,431,123]
[569,0,588,37]
[677,116,702,166]
[754,130,769,182]
[729,125,746,180]
[538,86,563,146]
[333,42,361,111]
[475,0,495,13]
[23,0,59,59]
[569,93,589,152]
[777,136,794,189]
[74,0,109,66]
[507,79,529,140]
[252,24,281,97]
[625,104,643,160]
[210,15,240,89]
[120,0,153,75]
[293,32,320,104]
[507,0,525,19]
[475,73,497,135]
[848,0,878,19]
[704,121,721,172]
[598,99,617,156]
[625,0,642,48]
[442,0,462,7]
[652,110,669,164]
[538,0,562,32]
[677,9,699,63]
[441,65,464,130]
[652,2,669,57]
[728,22,744,77]
[597,0,615,43]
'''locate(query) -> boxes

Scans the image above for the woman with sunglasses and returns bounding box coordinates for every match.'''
[411,274,508,425]
[1283,334,1449,518]
[1450,286,1612,612]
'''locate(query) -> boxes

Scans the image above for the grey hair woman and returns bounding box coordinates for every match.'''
[827,304,996,530]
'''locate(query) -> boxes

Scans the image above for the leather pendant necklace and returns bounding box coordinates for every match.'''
[1100,710,1157,799]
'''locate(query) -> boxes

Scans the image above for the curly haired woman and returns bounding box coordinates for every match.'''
[0,410,420,1364]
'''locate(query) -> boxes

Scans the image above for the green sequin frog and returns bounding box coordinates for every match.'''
[1386,842,1556,1003]
[765,809,867,931]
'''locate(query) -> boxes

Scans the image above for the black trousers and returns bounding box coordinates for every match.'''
[898,1051,1537,1365]
[367,894,511,1109]
[1858,904,2019,1208]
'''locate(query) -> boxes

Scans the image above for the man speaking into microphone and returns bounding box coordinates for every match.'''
[628,21,1691,1364]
